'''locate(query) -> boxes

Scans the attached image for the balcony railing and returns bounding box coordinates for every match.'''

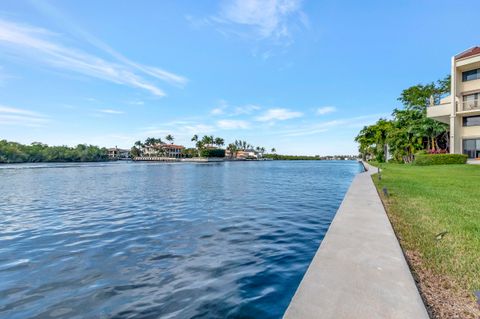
[461,99,480,111]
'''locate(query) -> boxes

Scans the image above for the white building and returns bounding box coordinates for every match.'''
[427,46,480,158]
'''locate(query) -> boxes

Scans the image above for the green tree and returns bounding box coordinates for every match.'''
[214,137,224,147]
[165,134,174,144]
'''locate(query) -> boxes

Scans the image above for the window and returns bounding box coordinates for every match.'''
[463,115,480,126]
[462,68,480,81]
[463,139,480,158]
[463,93,479,110]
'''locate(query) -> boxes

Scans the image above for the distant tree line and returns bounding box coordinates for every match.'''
[0,140,108,163]
[263,154,356,160]
[355,76,450,163]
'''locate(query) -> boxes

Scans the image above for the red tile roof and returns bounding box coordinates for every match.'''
[455,46,480,60]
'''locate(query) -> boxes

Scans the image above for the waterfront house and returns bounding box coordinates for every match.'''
[107,147,130,159]
[427,46,480,158]
[142,143,185,158]
[235,149,262,159]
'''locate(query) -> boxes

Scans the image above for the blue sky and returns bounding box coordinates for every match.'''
[0,0,478,155]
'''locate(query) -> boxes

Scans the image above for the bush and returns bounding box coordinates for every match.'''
[199,148,225,158]
[414,154,467,166]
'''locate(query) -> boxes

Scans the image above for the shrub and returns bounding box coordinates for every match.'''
[388,158,403,164]
[199,148,225,158]
[427,149,448,154]
[413,154,467,166]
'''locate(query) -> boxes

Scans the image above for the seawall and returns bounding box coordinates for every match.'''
[283,162,429,319]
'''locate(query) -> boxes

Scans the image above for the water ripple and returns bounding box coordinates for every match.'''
[0,160,361,318]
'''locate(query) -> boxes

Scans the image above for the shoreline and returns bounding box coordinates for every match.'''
[283,162,428,318]
[0,158,359,165]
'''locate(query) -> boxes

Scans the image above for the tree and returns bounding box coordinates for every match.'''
[144,137,155,146]
[226,143,238,158]
[355,75,450,163]
[130,146,140,158]
[165,134,174,144]
[271,148,276,153]
[214,137,224,147]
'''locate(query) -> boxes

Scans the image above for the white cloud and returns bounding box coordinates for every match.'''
[211,107,225,115]
[255,108,303,122]
[0,18,186,97]
[210,99,229,115]
[30,1,188,87]
[0,105,49,127]
[282,114,389,137]
[233,104,261,115]
[142,121,216,138]
[127,100,145,105]
[316,106,336,115]
[219,0,304,40]
[98,109,124,114]
[211,102,261,117]
[217,119,250,129]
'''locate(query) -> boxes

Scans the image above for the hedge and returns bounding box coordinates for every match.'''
[199,148,225,158]
[413,154,468,166]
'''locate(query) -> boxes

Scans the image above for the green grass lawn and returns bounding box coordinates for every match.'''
[371,163,480,293]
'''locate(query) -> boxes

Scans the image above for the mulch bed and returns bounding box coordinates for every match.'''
[404,249,479,319]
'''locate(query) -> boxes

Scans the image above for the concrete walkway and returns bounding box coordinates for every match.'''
[283,162,429,319]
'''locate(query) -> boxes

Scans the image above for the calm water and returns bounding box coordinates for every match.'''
[0,160,361,319]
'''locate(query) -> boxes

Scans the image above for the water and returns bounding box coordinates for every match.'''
[0,160,361,319]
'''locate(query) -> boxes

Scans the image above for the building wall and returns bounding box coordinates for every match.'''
[452,57,480,154]
[461,125,480,138]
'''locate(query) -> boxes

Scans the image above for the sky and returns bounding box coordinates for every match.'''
[0,0,479,155]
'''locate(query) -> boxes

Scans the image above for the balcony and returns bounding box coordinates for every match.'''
[427,102,451,123]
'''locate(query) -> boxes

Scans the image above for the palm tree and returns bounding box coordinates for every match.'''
[271,148,276,153]
[144,137,155,146]
[165,134,174,144]
[214,137,224,147]
[191,135,198,142]
[227,143,238,158]
[202,135,214,148]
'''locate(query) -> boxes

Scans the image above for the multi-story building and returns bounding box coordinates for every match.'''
[142,144,185,158]
[427,46,480,158]
[107,147,130,160]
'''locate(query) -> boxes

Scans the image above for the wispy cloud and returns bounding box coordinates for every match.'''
[255,108,303,122]
[211,107,226,115]
[233,104,261,115]
[210,99,228,115]
[31,0,189,87]
[211,102,261,117]
[0,105,49,127]
[316,106,337,115]
[127,100,145,106]
[98,109,124,114]
[217,119,250,129]
[0,18,186,96]
[282,114,388,137]
[218,0,305,41]
[142,120,216,138]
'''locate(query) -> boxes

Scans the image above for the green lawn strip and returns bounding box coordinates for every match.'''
[371,163,480,293]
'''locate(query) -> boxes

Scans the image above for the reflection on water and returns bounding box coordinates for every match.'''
[0,160,361,318]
